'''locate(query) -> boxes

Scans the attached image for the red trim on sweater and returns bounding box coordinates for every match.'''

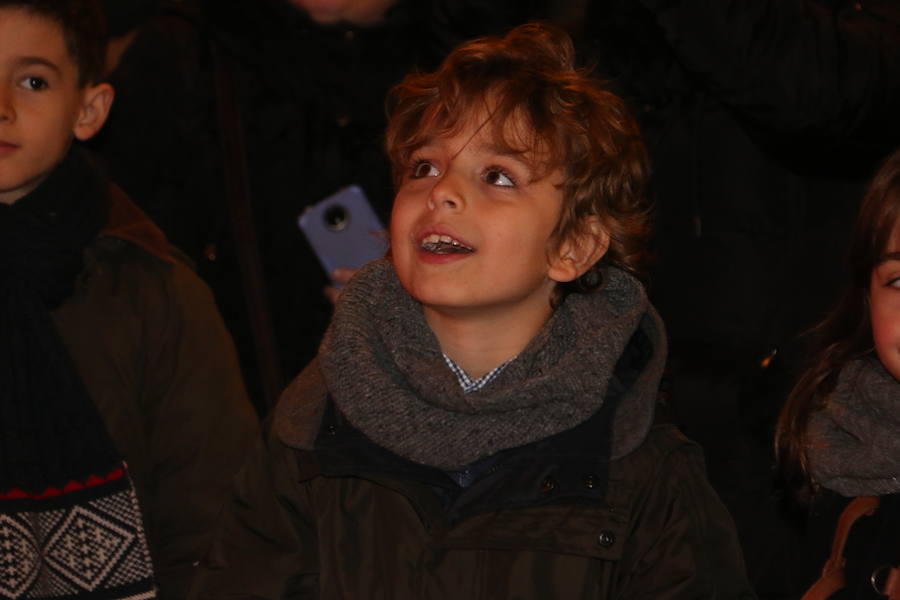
[0,466,126,499]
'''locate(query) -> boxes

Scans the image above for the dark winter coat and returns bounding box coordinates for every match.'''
[188,393,753,599]
[587,0,900,361]
[51,191,260,600]
[799,492,900,600]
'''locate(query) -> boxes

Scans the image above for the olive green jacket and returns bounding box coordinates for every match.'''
[189,405,754,599]
[52,229,259,600]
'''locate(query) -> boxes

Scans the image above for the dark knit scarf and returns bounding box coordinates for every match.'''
[315,259,667,471]
[807,357,900,497]
[0,149,156,600]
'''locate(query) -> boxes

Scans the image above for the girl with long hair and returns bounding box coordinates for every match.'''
[777,148,900,598]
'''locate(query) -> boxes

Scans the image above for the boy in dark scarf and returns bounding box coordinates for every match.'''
[189,23,752,599]
[0,2,258,599]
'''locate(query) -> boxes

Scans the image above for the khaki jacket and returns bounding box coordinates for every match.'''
[52,229,259,600]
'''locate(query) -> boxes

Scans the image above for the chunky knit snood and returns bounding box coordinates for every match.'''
[313,259,667,471]
[808,357,900,497]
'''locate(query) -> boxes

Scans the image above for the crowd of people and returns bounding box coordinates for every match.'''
[1,0,899,599]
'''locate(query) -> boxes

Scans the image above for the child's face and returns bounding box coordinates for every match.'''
[870,228,900,381]
[390,112,586,326]
[0,8,112,205]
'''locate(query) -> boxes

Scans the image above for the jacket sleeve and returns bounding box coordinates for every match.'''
[187,420,319,600]
[636,0,900,142]
[616,428,757,599]
[139,258,261,599]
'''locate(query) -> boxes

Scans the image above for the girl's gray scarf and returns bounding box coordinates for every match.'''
[808,357,900,496]
[311,259,666,470]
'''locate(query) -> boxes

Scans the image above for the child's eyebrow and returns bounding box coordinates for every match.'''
[877,251,900,264]
[15,56,61,74]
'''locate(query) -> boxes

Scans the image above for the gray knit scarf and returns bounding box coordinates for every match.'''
[807,357,900,496]
[283,259,666,471]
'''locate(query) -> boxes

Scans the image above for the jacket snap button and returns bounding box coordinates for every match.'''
[326,424,337,436]
[584,474,598,489]
[540,477,557,493]
[597,531,616,548]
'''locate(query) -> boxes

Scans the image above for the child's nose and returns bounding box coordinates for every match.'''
[0,88,12,122]
[426,172,465,212]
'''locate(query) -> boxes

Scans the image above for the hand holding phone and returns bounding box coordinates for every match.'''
[298,185,388,287]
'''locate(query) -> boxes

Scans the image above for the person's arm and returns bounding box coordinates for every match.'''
[616,427,757,599]
[139,258,261,599]
[188,420,319,600]
[638,0,900,141]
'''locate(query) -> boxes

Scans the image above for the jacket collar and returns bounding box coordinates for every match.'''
[308,393,618,524]
[101,184,174,264]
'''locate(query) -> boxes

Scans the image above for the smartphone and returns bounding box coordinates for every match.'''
[298,185,388,285]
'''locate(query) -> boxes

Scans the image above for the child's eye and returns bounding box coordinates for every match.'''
[484,168,515,188]
[888,276,900,289]
[19,76,48,91]
[410,160,440,179]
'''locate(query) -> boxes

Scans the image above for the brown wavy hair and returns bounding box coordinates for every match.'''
[384,22,651,290]
[776,148,900,488]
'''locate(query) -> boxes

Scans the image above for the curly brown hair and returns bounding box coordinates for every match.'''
[384,22,651,290]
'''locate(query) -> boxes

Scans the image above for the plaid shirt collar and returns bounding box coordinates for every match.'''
[442,354,514,394]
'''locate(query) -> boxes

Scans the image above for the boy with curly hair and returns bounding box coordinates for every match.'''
[190,23,751,599]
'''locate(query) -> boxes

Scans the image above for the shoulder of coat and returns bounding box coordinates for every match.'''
[273,358,329,450]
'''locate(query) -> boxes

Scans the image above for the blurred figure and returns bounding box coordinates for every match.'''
[289,0,399,25]
[91,0,549,411]
[580,0,900,596]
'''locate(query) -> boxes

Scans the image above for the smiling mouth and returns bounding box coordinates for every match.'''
[420,233,474,255]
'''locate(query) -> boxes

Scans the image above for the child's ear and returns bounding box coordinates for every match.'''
[72,83,114,141]
[548,217,610,283]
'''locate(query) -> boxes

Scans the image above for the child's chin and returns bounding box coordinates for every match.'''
[407,286,471,312]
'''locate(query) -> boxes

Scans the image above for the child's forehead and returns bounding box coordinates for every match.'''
[417,107,557,167]
[0,8,72,69]
[0,6,65,34]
